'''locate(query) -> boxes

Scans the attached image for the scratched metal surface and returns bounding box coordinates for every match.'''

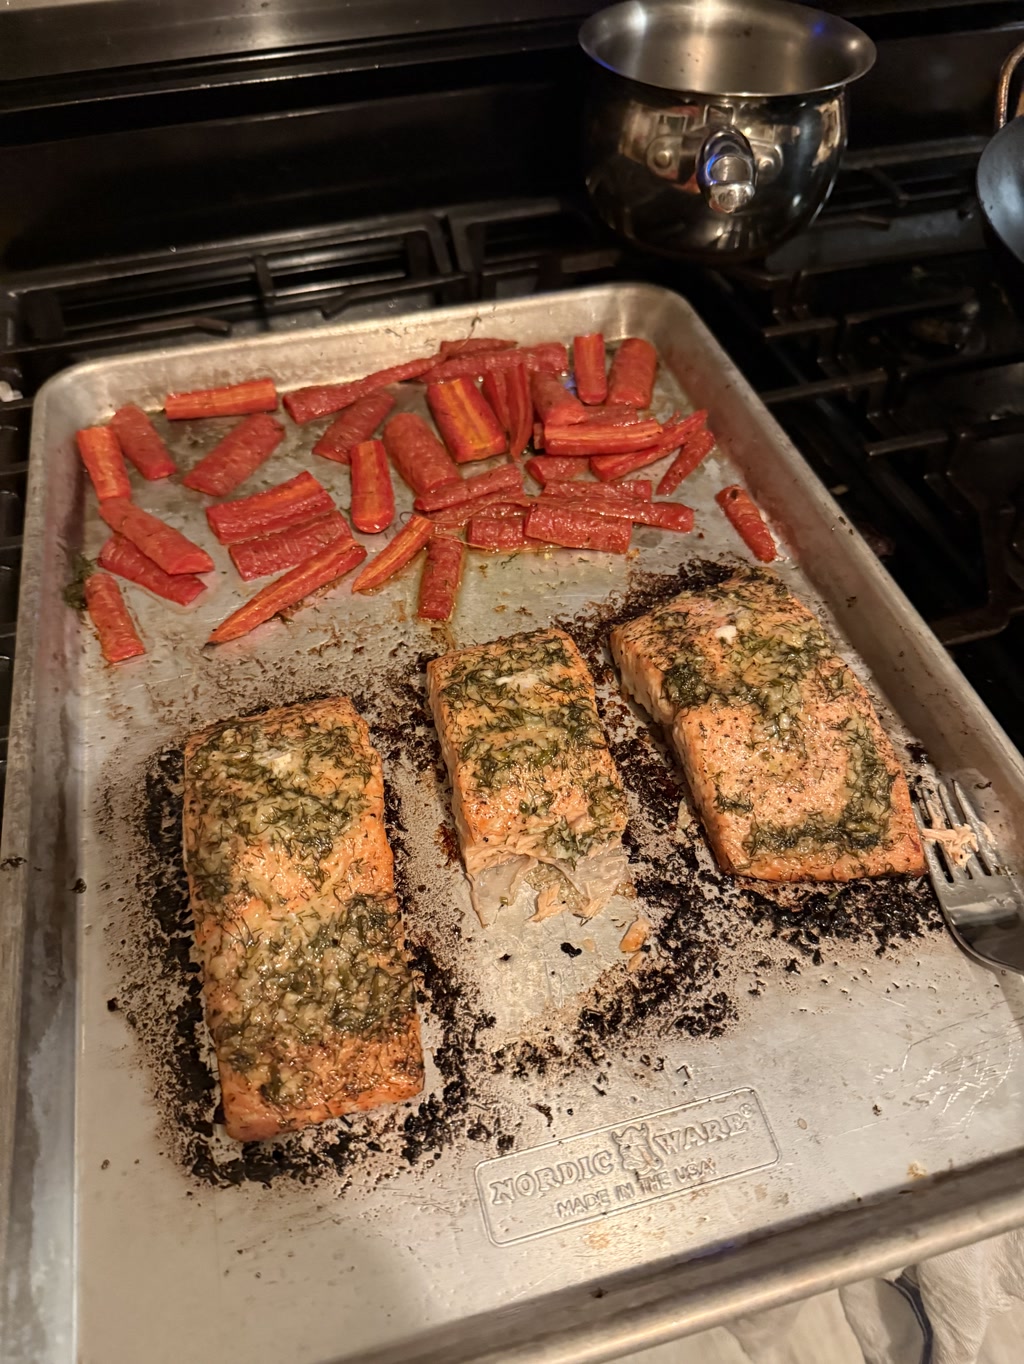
[3,284,1024,1364]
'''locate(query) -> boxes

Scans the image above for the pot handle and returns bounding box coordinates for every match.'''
[696,128,757,214]
[996,40,1024,129]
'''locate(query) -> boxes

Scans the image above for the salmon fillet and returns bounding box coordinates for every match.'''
[183,697,423,1142]
[427,628,629,924]
[610,570,925,882]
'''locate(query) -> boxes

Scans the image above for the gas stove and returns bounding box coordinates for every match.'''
[2,8,1024,806]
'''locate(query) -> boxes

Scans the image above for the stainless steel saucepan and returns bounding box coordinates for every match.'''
[579,0,876,260]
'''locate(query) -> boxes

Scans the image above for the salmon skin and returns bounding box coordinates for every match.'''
[610,569,925,882]
[427,628,629,925]
[183,697,423,1142]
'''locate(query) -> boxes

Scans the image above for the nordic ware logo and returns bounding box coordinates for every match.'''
[611,1122,664,1174]
[475,1089,778,1244]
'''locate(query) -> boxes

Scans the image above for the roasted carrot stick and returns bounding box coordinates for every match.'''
[539,487,639,518]
[438,337,516,360]
[525,456,591,486]
[544,420,662,455]
[350,439,395,534]
[656,428,715,495]
[573,333,608,405]
[183,413,285,496]
[283,359,434,424]
[482,366,533,463]
[98,535,206,605]
[467,515,527,550]
[83,572,145,662]
[607,338,657,408]
[530,372,586,427]
[207,539,367,643]
[572,405,641,426]
[76,426,131,501]
[99,499,215,575]
[716,485,777,562]
[544,496,694,533]
[417,536,464,621]
[419,342,568,385]
[414,463,523,513]
[165,378,277,420]
[505,362,533,461]
[541,479,652,505]
[525,503,632,553]
[481,370,512,435]
[352,514,435,592]
[427,492,535,529]
[589,449,665,481]
[229,512,352,581]
[588,412,700,481]
[634,501,695,533]
[313,392,395,464]
[427,378,506,462]
[382,412,460,495]
[206,471,333,544]
[109,405,176,480]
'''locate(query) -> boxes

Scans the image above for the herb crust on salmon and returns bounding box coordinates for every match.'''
[183,697,423,1142]
[610,569,924,882]
[427,628,629,924]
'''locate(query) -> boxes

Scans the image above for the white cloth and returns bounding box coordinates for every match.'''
[726,1230,1024,1364]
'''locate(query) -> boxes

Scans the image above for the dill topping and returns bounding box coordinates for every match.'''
[186,711,372,899]
[743,715,895,858]
[437,629,627,860]
[543,772,627,859]
[635,570,900,861]
[652,578,835,748]
[209,895,415,1108]
[184,700,419,1117]
[442,633,606,793]
[714,789,754,815]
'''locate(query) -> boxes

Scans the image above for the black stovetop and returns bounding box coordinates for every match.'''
[0,132,1022,808]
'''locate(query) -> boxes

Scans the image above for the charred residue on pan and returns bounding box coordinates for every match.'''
[133,747,217,1155]
[116,554,940,1182]
[379,760,505,1164]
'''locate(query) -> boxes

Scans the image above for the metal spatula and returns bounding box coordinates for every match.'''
[916,778,1024,975]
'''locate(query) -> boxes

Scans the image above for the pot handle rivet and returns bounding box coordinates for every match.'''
[697,127,757,213]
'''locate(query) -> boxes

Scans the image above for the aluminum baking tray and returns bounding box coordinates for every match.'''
[3,284,1024,1364]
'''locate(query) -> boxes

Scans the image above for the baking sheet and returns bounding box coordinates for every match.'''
[3,284,1024,1364]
